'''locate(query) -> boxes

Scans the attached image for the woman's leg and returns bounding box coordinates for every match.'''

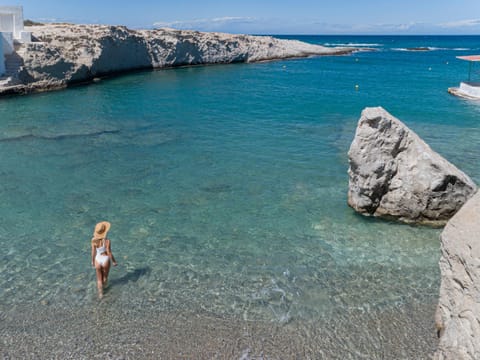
[95,264,104,298]
[102,260,111,286]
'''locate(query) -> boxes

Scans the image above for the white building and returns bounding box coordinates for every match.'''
[0,6,31,76]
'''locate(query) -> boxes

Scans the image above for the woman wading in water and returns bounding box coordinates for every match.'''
[91,221,117,298]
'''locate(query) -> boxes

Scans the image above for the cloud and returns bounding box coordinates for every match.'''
[154,17,426,35]
[369,22,430,33]
[308,20,428,34]
[439,19,480,28]
[36,18,59,23]
[153,16,480,35]
[153,16,256,32]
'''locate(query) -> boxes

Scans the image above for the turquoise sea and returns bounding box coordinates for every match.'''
[1,35,480,358]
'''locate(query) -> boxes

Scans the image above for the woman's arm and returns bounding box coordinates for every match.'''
[107,239,117,266]
[91,244,96,267]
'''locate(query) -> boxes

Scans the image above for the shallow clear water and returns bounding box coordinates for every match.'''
[1,35,480,355]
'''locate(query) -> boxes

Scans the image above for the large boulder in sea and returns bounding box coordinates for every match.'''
[434,190,480,359]
[347,107,476,226]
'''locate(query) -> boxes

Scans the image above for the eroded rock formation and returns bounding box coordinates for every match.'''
[347,107,476,226]
[0,24,356,95]
[434,190,480,359]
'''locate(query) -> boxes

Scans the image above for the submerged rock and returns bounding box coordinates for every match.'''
[434,190,480,360]
[406,47,431,51]
[347,107,476,226]
[0,24,356,95]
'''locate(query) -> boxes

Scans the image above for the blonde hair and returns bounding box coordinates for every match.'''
[91,237,105,247]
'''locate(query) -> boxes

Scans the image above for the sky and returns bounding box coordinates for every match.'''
[9,0,480,35]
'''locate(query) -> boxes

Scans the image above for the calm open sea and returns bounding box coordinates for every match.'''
[1,35,480,358]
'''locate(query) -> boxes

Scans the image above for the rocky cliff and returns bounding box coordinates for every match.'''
[347,107,477,226]
[435,190,480,359]
[0,24,355,95]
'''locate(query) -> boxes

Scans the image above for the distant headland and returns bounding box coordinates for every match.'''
[0,21,357,96]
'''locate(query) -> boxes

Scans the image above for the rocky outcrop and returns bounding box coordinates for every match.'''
[347,107,477,226]
[434,190,480,359]
[0,24,356,95]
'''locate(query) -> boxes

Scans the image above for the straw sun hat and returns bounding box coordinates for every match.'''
[93,221,111,240]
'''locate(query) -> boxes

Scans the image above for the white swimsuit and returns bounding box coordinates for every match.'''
[95,240,110,266]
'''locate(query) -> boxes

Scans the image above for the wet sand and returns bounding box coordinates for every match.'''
[1,300,438,359]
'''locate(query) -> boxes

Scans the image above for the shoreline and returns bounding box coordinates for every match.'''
[1,300,438,359]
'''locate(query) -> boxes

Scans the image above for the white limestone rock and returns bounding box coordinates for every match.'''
[347,107,476,225]
[434,190,480,360]
[0,24,355,95]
